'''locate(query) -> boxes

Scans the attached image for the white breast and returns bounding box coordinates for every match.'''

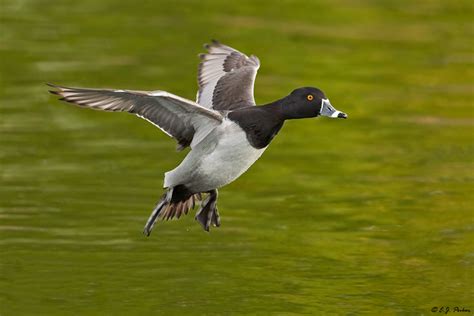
[164,120,266,192]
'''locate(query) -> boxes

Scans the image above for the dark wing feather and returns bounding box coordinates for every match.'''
[48,84,223,150]
[197,40,260,111]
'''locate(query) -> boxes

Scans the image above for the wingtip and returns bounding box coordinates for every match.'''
[204,39,221,50]
[47,82,67,93]
[47,83,63,96]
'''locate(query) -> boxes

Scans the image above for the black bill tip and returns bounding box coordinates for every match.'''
[338,112,348,119]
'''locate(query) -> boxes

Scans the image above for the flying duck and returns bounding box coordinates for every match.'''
[48,40,347,236]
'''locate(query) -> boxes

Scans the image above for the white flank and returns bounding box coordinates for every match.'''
[164,119,266,191]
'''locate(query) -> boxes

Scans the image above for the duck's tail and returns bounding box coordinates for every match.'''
[143,187,201,236]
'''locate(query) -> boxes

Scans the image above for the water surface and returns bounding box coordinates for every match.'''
[1,1,473,314]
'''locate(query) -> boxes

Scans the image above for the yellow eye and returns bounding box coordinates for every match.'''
[307,94,314,101]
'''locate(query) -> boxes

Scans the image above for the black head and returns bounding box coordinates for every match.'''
[282,87,347,120]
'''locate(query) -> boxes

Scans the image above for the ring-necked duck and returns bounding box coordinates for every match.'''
[48,40,347,236]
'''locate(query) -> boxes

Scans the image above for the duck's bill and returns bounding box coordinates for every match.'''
[320,99,347,119]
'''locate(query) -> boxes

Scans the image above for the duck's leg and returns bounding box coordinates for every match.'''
[195,189,220,231]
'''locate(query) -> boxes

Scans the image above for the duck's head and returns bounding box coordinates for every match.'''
[282,87,347,120]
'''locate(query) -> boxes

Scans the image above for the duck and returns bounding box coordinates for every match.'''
[48,40,347,236]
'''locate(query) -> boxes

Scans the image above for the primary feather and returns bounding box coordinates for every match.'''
[48,83,223,150]
[197,40,260,110]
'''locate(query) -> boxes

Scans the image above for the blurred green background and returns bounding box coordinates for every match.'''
[1,0,473,315]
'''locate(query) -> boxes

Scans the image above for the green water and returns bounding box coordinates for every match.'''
[1,0,473,314]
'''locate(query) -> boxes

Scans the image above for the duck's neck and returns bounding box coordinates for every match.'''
[259,99,287,118]
[228,101,287,149]
[260,97,306,120]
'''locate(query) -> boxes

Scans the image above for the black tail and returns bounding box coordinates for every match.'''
[143,189,200,236]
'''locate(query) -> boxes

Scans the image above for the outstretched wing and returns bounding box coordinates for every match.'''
[48,84,223,150]
[197,40,260,111]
